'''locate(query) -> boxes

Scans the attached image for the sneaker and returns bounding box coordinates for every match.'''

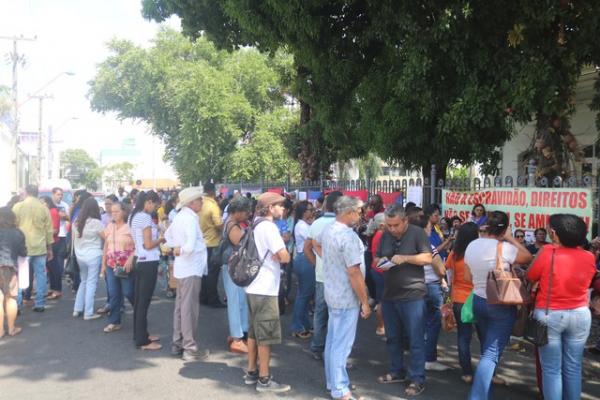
[182,349,210,362]
[96,305,110,315]
[83,314,102,321]
[72,311,82,318]
[170,345,183,357]
[244,370,259,385]
[256,377,291,393]
[425,361,450,371]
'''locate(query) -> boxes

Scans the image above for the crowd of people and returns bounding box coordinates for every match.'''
[1,184,600,399]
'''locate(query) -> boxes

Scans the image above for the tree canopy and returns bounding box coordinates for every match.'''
[88,29,300,184]
[60,148,102,190]
[142,1,600,180]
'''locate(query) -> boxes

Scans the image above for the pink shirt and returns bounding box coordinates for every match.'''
[104,223,135,268]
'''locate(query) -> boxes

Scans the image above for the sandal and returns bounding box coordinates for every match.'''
[103,324,121,333]
[9,327,22,337]
[405,382,425,397]
[140,342,162,351]
[47,292,62,300]
[292,331,312,340]
[377,373,405,384]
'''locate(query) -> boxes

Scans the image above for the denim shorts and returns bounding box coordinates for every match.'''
[247,294,282,345]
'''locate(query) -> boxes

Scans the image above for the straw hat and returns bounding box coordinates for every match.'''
[176,187,204,210]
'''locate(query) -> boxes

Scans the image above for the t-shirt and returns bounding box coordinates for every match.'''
[370,230,384,274]
[445,251,473,303]
[317,221,365,309]
[464,238,518,299]
[74,218,104,259]
[274,218,289,235]
[308,213,336,282]
[376,224,432,301]
[55,200,69,237]
[527,244,596,310]
[245,219,286,297]
[423,245,440,284]
[130,212,160,262]
[294,219,310,254]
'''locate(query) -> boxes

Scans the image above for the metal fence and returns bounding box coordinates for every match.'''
[219,167,600,226]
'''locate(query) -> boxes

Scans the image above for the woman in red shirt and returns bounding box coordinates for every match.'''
[42,197,61,299]
[527,214,596,400]
[445,222,479,383]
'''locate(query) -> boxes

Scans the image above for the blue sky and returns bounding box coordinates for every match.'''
[0,0,179,178]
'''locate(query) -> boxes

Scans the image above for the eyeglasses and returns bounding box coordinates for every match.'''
[515,235,524,238]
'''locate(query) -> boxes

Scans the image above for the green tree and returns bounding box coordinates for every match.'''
[142,1,600,182]
[89,29,299,184]
[60,148,102,190]
[357,153,382,180]
[103,162,135,192]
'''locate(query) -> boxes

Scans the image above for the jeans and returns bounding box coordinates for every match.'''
[469,295,516,400]
[325,307,359,398]
[370,269,385,302]
[222,264,248,338]
[133,260,158,347]
[535,306,591,400]
[425,282,443,362]
[48,237,66,292]
[23,255,48,308]
[291,253,315,333]
[200,247,220,304]
[73,253,102,317]
[310,281,328,353]
[381,297,426,384]
[105,266,134,325]
[453,302,480,376]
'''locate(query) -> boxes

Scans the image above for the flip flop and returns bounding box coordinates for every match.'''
[140,342,162,351]
[377,373,405,384]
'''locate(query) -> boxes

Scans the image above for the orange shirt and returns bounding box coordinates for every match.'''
[446,250,473,303]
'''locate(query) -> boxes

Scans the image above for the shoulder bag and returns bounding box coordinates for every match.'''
[486,241,531,305]
[524,249,555,346]
[109,224,131,279]
[64,233,79,276]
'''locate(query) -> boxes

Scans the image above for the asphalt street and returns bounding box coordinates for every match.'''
[1,278,599,400]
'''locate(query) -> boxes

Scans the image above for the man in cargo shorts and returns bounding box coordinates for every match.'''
[243,192,291,393]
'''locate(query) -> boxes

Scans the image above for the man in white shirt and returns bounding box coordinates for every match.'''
[243,192,291,393]
[165,187,208,362]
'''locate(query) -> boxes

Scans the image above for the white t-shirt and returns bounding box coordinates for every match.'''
[130,212,160,262]
[294,219,310,254]
[55,200,69,237]
[245,219,286,297]
[464,238,518,299]
[74,218,104,259]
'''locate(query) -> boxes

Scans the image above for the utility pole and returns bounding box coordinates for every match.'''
[1,35,36,193]
[31,94,53,184]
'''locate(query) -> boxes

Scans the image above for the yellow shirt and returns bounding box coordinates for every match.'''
[157,206,166,222]
[12,196,54,256]
[198,196,222,247]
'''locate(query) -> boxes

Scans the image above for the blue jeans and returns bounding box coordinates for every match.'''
[105,266,134,325]
[291,253,315,333]
[23,256,47,308]
[222,264,248,338]
[310,281,328,353]
[73,254,101,317]
[381,297,426,384]
[535,306,591,400]
[469,295,516,400]
[453,302,481,376]
[370,269,385,302]
[325,307,359,398]
[425,282,443,362]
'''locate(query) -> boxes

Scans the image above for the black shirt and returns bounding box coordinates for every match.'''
[376,224,432,301]
[0,228,27,269]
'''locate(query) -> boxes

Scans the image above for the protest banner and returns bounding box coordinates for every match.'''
[442,187,594,238]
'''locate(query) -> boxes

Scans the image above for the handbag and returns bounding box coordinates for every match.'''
[524,249,555,346]
[461,292,476,323]
[441,296,457,331]
[64,234,79,276]
[108,224,131,279]
[486,241,531,305]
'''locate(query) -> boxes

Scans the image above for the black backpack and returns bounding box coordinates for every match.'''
[228,218,270,287]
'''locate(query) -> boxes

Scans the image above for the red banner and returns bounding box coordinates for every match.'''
[267,187,284,195]
[342,190,369,202]
[377,191,402,206]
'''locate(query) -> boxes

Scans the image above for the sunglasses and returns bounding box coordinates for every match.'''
[515,235,524,238]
